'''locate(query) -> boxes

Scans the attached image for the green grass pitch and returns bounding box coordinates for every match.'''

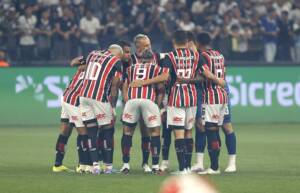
[0,123,300,193]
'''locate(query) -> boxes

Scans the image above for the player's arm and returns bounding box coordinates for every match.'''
[130,72,169,87]
[198,56,226,87]
[201,68,225,87]
[176,73,205,84]
[155,83,165,109]
[110,61,123,115]
[130,55,172,87]
[70,56,85,67]
[122,80,129,103]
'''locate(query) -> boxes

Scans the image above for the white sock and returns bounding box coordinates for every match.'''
[93,162,99,167]
[162,160,169,165]
[123,163,130,169]
[228,154,236,166]
[105,164,113,170]
[152,165,159,170]
[196,153,204,168]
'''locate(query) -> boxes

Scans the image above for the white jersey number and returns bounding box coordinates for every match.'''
[85,62,101,80]
[177,69,192,79]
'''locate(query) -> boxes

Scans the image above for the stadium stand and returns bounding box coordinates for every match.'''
[0,0,299,66]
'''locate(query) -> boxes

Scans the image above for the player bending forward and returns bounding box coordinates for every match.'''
[52,56,92,173]
[79,45,123,174]
[120,48,165,174]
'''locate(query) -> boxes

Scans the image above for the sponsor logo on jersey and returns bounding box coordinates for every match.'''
[123,113,133,120]
[148,115,157,122]
[96,113,106,119]
[71,116,78,121]
[212,114,220,120]
[173,117,183,122]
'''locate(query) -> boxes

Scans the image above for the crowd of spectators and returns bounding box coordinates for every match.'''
[0,0,300,66]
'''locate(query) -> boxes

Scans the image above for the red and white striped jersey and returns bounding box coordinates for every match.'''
[161,48,200,107]
[124,62,163,101]
[199,49,227,104]
[63,69,84,106]
[80,50,122,102]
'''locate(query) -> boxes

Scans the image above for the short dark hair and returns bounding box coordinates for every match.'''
[186,31,196,43]
[172,30,188,45]
[117,40,131,48]
[197,32,211,46]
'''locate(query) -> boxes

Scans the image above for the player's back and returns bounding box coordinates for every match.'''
[80,50,122,102]
[201,49,227,104]
[165,48,200,107]
[126,62,162,101]
[63,69,84,106]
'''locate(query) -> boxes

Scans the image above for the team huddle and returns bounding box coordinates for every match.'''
[52,30,237,175]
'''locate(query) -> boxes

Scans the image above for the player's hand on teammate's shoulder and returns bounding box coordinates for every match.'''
[129,80,144,87]
[176,77,189,84]
[217,79,226,88]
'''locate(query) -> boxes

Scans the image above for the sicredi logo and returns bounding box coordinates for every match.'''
[227,75,300,107]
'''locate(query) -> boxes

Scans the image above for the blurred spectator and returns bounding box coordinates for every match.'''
[18,5,37,63]
[37,0,59,6]
[80,9,101,56]
[0,48,10,67]
[1,0,300,64]
[177,12,195,31]
[0,6,19,61]
[260,8,279,63]
[36,9,52,60]
[53,7,77,61]
[191,0,209,16]
[218,0,238,16]
[276,11,293,61]
[293,20,300,62]
[229,24,252,60]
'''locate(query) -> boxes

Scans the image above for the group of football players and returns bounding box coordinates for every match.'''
[52,30,237,175]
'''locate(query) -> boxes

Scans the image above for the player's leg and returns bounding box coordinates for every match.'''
[52,103,73,172]
[120,99,139,174]
[222,90,237,172]
[139,118,151,172]
[198,104,222,175]
[75,126,90,173]
[97,129,104,167]
[141,99,162,173]
[193,101,206,171]
[203,123,221,174]
[222,122,237,172]
[167,107,186,173]
[193,87,206,171]
[184,106,197,171]
[65,103,91,173]
[80,97,100,174]
[53,120,73,172]
[94,102,116,174]
[160,110,172,171]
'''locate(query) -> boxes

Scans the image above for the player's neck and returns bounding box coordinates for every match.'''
[199,46,211,52]
[174,45,186,49]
